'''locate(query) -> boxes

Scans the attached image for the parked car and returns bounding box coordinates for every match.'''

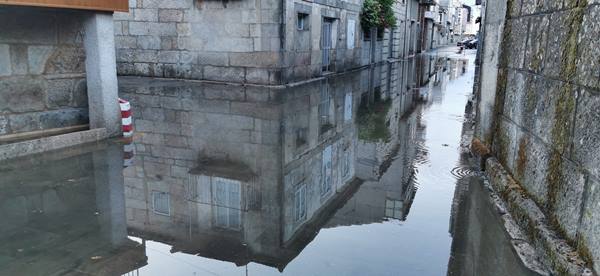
[466,39,478,49]
[457,39,472,47]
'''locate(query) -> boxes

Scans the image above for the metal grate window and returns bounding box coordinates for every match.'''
[152,191,170,216]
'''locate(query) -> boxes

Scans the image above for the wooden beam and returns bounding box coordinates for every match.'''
[0,124,90,145]
[0,0,128,12]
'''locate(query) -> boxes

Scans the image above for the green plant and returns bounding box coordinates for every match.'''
[360,0,397,30]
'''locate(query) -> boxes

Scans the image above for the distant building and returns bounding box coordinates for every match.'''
[464,4,481,36]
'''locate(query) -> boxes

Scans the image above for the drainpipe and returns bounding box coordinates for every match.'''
[403,0,410,58]
[278,0,286,84]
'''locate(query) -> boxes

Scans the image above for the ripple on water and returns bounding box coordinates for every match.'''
[450,166,480,179]
[414,142,430,165]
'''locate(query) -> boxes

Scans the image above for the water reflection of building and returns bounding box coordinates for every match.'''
[119,70,367,271]
[328,109,421,226]
[0,144,146,275]
[118,57,426,271]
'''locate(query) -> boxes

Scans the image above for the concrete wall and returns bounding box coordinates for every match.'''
[0,6,89,136]
[475,0,600,272]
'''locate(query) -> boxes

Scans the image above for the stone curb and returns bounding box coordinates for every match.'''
[485,157,594,276]
[0,128,108,161]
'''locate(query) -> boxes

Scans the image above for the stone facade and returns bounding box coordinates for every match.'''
[113,0,415,85]
[117,56,422,263]
[0,6,89,136]
[474,0,600,273]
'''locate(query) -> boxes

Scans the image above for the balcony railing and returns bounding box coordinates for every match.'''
[0,0,128,12]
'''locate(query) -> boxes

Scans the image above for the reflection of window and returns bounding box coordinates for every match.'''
[213,178,241,229]
[344,93,353,122]
[385,199,403,219]
[152,191,170,216]
[297,13,309,30]
[296,127,307,147]
[321,146,332,196]
[294,184,307,222]
[341,149,351,181]
[319,84,333,133]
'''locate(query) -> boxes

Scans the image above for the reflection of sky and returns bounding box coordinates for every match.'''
[128,53,477,276]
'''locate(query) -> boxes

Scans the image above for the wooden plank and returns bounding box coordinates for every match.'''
[0,0,128,12]
[0,124,89,145]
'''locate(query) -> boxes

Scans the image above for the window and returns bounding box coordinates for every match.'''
[321,145,332,196]
[294,184,307,222]
[364,29,371,41]
[297,13,309,30]
[152,191,170,216]
[385,199,403,219]
[347,19,356,49]
[322,18,334,71]
[213,177,242,230]
[376,28,384,41]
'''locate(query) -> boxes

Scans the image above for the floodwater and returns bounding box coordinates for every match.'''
[0,49,532,276]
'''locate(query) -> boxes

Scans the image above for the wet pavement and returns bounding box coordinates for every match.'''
[0,49,532,275]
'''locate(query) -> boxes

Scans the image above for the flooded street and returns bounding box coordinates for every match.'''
[0,50,528,275]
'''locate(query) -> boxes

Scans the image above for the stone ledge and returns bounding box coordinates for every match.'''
[485,157,594,275]
[0,128,108,161]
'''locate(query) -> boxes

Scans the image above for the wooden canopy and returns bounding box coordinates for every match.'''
[0,0,128,12]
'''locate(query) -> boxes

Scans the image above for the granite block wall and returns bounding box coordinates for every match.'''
[477,0,600,272]
[115,0,407,85]
[114,0,285,84]
[0,7,89,136]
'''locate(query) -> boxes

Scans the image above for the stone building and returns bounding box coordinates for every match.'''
[113,0,418,85]
[474,0,600,273]
[0,1,126,159]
